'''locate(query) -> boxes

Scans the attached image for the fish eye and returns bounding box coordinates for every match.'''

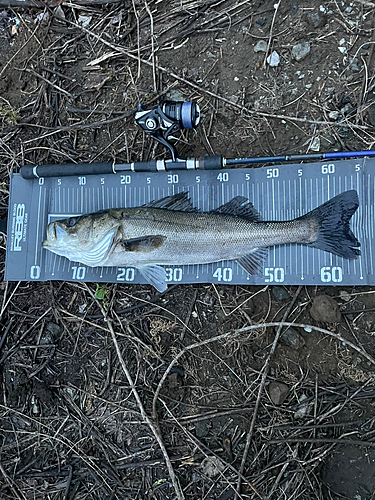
[68,217,77,227]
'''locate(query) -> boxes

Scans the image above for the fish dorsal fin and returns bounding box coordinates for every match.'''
[236,248,268,275]
[143,192,197,212]
[212,196,262,221]
[121,235,166,253]
[77,228,117,266]
[138,265,167,292]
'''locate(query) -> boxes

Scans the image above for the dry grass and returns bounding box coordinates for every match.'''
[1,1,375,499]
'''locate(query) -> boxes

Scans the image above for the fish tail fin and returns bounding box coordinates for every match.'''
[298,190,361,259]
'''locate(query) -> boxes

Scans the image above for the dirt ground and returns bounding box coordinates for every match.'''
[1,0,375,499]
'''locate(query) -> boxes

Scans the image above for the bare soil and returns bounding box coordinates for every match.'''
[1,1,375,499]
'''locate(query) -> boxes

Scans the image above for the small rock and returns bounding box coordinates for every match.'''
[201,456,225,478]
[267,51,280,67]
[292,41,311,61]
[310,136,320,152]
[338,46,347,54]
[256,18,266,26]
[349,57,360,72]
[269,381,289,405]
[320,132,337,150]
[294,394,310,419]
[337,126,354,140]
[306,11,327,28]
[78,15,91,27]
[195,420,209,438]
[254,40,268,53]
[280,327,305,350]
[339,290,351,302]
[271,286,290,301]
[328,110,340,120]
[310,294,342,323]
[341,103,354,116]
[46,322,62,340]
[167,89,185,101]
[341,96,351,105]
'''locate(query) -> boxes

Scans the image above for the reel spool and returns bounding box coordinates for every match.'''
[135,100,200,160]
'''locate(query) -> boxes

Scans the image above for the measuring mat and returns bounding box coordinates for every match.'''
[5,158,374,287]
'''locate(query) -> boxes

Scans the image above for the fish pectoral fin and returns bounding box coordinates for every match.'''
[138,265,167,292]
[211,196,262,221]
[121,235,166,253]
[236,248,268,275]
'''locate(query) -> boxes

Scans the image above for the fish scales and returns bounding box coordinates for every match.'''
[42,190,361,292]
[107,208,316,267]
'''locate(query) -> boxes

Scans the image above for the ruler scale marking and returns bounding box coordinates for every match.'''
[5,160,373,286]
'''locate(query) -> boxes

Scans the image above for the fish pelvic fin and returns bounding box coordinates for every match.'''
[236,248,268,275]
[298,190,361,259]
[138,265,167,292]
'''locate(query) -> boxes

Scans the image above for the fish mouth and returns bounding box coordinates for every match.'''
[42,222,67,249]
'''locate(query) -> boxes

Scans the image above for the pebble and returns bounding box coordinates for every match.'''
[46,322,62,339]
[280,327,305,350]
[292,41,311,61]
[338,46,347,54]
[167,89,185,101]
[338,126,354,140]
[310,136,320,152]
[195,420,210,438]
[349,57,360,72]
[271,286,290,301]
[201,456,225,478]
[310,294,342,323]
[320,132,337,150]
[339,290,351,302]
[267,50,280,67]
[306,11,327,28]
[256,18,266,26]
[341,103,354,116]
[294,394,309,419]
[254,40,268,53]
[328,110,340,120]
[269,381,289,405]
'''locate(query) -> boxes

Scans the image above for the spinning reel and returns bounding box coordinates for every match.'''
[134,100,201,161]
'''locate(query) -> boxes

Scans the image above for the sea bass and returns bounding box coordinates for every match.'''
[42,190,360,292]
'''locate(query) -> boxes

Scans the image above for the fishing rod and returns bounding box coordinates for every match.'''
[20,100,375,179]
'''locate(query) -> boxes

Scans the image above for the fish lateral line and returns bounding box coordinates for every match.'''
[41,190,361,291]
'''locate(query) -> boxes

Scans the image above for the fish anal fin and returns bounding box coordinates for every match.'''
[143,192,197,212]
[121,235,166,253]
[236,248,268,275]
[212,196,262,221]
[139,265,167,292]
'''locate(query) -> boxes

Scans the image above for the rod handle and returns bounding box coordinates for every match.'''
[20,163,114,179]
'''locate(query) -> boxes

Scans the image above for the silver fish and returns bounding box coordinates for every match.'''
[42,190,360,292]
